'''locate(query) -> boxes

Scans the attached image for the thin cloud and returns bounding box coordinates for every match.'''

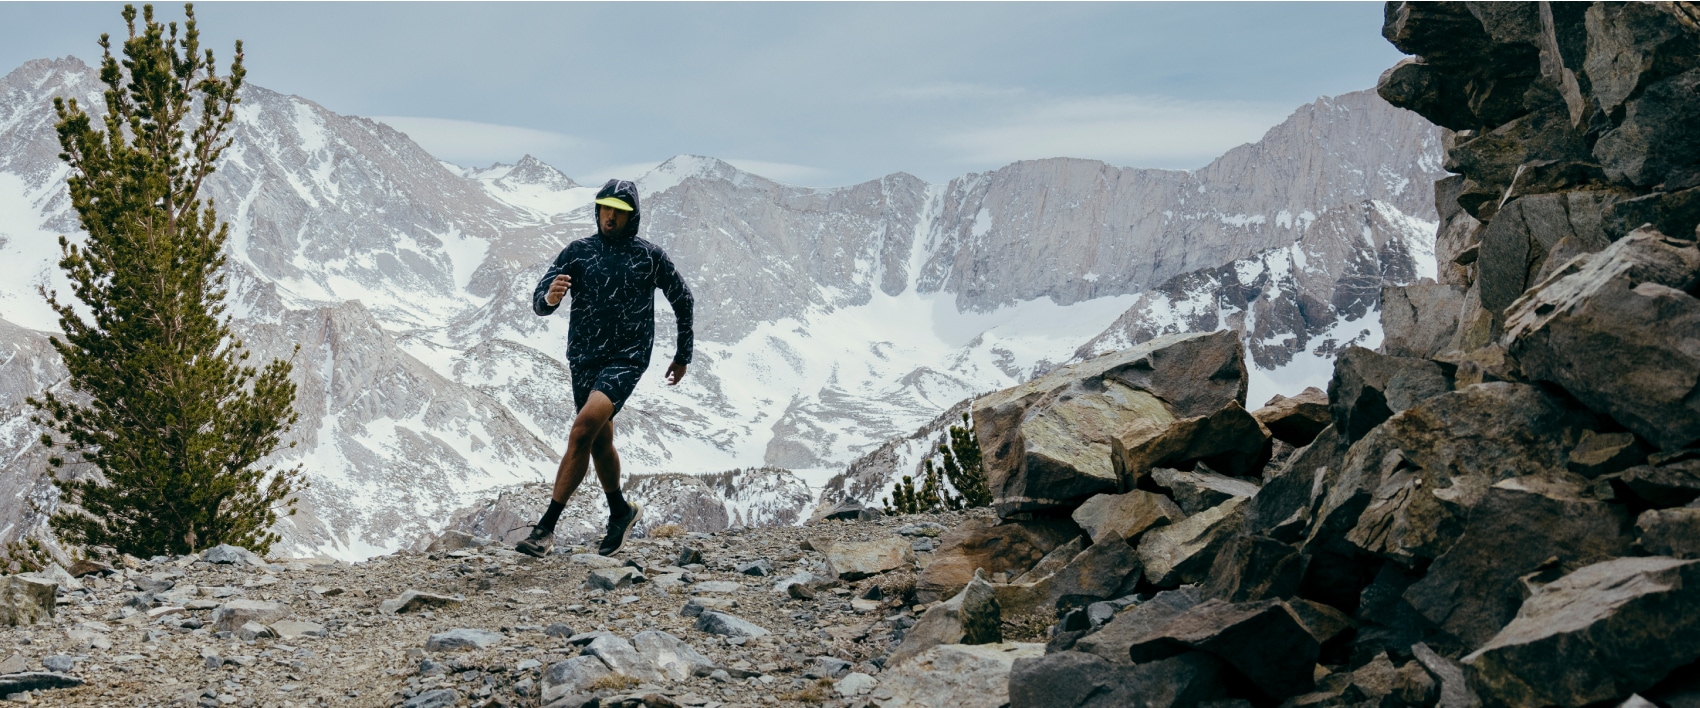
[939,94,1294,171]
[720,159,833,186]
[370,116,585,168]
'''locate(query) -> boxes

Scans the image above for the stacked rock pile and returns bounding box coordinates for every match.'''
[900,3,1700,706]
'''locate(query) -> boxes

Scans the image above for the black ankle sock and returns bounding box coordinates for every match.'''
[606,489,630,518]
[537,499,566,533]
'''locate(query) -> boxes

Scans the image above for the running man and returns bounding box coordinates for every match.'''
[517,178,694,557]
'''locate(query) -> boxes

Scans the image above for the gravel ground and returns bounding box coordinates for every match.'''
[0,508,994,707]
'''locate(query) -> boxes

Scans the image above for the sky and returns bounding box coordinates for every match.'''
[0,2,1407,188]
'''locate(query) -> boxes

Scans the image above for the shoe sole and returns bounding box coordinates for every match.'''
[516,539,552,558]
[600,503,643,556]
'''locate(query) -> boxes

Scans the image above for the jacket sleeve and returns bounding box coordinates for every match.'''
[656,250,694,365]
[533,246,571,316]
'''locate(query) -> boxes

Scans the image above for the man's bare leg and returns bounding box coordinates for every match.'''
[517,391,619,557]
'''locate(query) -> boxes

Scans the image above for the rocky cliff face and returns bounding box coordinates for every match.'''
[0,55,1444,559]
[919,4,1700,707]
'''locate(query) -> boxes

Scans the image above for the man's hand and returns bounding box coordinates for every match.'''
[545,274,571,306]
[665,362,687,386]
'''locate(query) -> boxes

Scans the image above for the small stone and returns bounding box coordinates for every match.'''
[735,560,772,576]
[201,545,266,567]
[806,656,853,679]
[425,530,491,553]
[693,611,770,638]
[40,656,77,673]
[268,620,326,639]
[787,583,816,601]
[0,576,57,627]
[570,553,626,569]
[424,628,504,652]
[379,591,463,615]
[209,600,288,633]
[837,672,877,697]
[541,656,613,702]
[819,537,915,581]
[401,688,459,708]
[543,623,575,638]
[587,567,641,591]
[0,654,25,674]
[0,672,85,695]
[236,621,275,641]
[690,580,741,594]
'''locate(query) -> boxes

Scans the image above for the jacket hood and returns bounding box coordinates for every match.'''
[595,179,641,239]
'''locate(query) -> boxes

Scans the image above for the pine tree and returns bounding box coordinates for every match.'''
[26,3,303,558]
[941,413,992,508]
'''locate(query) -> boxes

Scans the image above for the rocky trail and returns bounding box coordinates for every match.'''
[4,2,1700,707]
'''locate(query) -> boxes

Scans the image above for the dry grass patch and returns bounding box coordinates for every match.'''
[1002,610,1056,641]
[587,673,641,691]
[776,679,835,703]
[648,523,685,538]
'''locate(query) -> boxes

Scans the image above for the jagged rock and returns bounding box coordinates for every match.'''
[1074,586,1203,664]
[542,656,613,702]
[692,611,769,638]
[1327,347,1452,443]
[806,656,853,679]
[425,628,504,652]
[587,567,642,591]
[1411,642,1480,708]
[1596,68,1700,188]
[1252,387,1331,448]
[914,519,1078,603]
[1244,426,1344,543]
[1478,192,1613,314]
[201,545,266,566]
[974,331,1246,516]
[1202,534,1300,603]
[629,631,712,681]
[1114,401,1272,488]
[1612,461,1700,507]
[837,672,877,697]
[1504,228,1700,451]
[425,530,491,553]
[1463,557,1700,707]
[810,500,880,524]
[65,559,112,578]
[1568,431,1649,477]
[571,553,626,569]
[0,672,85,695]
[1286,598,1353,647]
[875,642,1043,708]
[210,599,289,633]
[1124,599,1319,700]
[819,536,914,581]
[269,620,326,639]
[1070,490,1183,545]
[22,564,79,593]
[1637,508,1700,558]
[132,574,174,594]
[380,591,463,615]
[888,572,1001,666]
[402,689,459,708]
[0,576,55,627]
[238,621,275,641]
[1149,468,1259,515]
[1381,281,1466,360]
[1603,187,1700,242]
[1306,383,1599,564]
[586,635,668,684]
[995,531,1142,616]
[734,560,772,576]
[679,597,735,618]
[1008,650,1227,708]
[1404,477,1632,649]
[1137,497,1246,587]
[676,546,703,566]
[772,570,838,596]
[1012,536,1086,584]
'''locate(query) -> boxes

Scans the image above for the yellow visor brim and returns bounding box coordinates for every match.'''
[594,197,634,212]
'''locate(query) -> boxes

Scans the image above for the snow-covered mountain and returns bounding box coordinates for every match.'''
[0,56,1444,559]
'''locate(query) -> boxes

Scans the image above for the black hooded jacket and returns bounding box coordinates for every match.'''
[533,179,694,368]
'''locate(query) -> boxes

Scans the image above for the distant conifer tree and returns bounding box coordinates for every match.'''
[883,411,989,515]
[27,3,303,557]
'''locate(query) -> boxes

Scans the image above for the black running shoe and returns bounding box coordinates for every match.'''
[598,502,643,556]
[516,525,554,558]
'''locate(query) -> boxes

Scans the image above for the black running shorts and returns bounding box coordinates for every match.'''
[571,359,645,417]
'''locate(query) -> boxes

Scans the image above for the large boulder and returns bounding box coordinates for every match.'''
[875,643,1044,708]
[210,599,289,633]
[1073,586,1203,664]
[1595,68,1700,189]
[1381,281,1466,359]
[1636,507,1700,559]
[1069,490,1183,545]
[631,630,713,682]
[1243,425,1345,543]
[1463,557,1700,707]
[1305,382,1599,563]
[820,536,914,581]
[1136,497,1246,587]
[1503,228,1700,451]
[0,576,56,626]
[542,656,613,702]
[1201,534,1301,603]
[888,572,1001,667]
[1327,347,1453,443]
[1123,599,1320,701]
[993,531,1142,616]
[1007,651,1227,708]
[1251,387,1331,448]
[1403,477,1633,650]
[914,519,1079,603]
[973,331,1245,516]
[585,635,668,684]
[1148,468,1258,516]
[1113,401,1272,488]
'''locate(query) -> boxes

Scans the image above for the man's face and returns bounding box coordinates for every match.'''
[598,205,631,234]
